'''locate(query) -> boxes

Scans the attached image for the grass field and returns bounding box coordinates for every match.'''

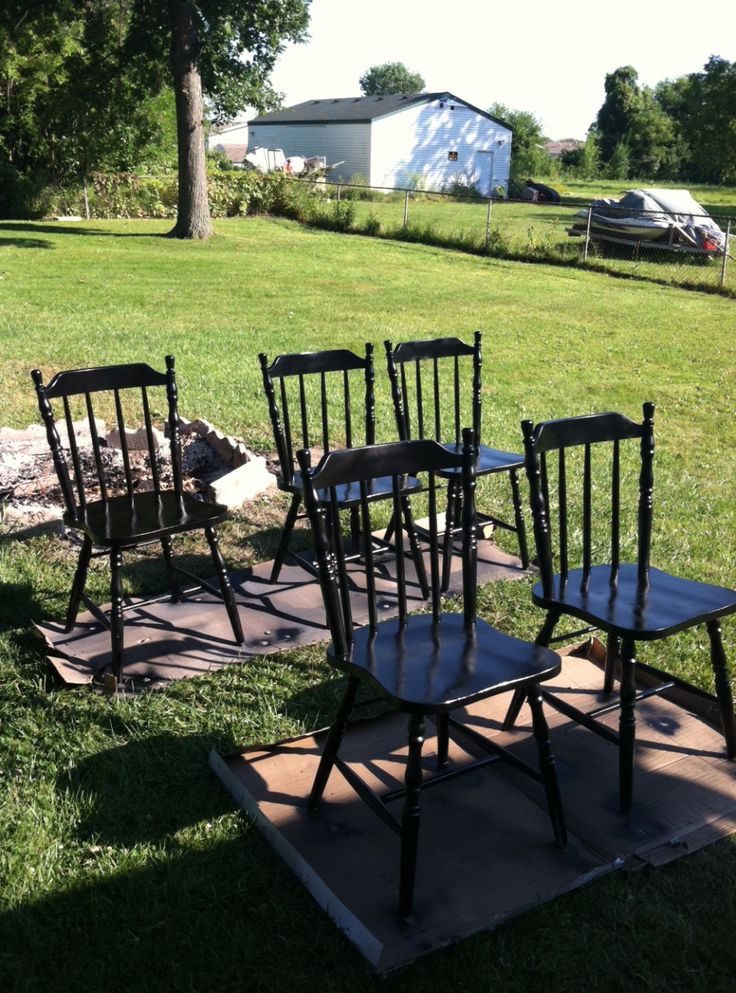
[329,195,736,295]
[2,218,736,992]
[531,175,736,212]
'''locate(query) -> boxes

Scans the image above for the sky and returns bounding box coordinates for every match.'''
[260,0,736,139]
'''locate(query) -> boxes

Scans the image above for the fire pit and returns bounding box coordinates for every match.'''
[0,416,274,527]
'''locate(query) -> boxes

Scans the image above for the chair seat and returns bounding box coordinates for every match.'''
[533,563,736,641]
[64,491,229,547]
[328,613,561,713]
[438,443,524,477]
[279,472,424,506]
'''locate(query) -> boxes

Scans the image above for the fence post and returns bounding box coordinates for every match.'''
[720,218,731,288]
[403,189,409,229]
[484,196,493,251]
[83,179,90,220]
[583,206,592,262]
[336,184,341,203]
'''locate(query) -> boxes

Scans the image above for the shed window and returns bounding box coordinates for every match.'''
[448,151,458,161]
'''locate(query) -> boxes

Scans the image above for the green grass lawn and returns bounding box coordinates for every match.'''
[532,174,736,212]
[329,194,735,295]
[2,218,736,992]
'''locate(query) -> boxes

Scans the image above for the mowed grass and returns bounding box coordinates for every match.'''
[2,218,736,992]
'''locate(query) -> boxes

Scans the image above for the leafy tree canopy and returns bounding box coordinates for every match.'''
[487,102,550,178]
[359,62,424,96]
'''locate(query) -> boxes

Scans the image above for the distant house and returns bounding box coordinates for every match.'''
[208,119,249,165]
[248,92,512,195]
[544,140,583,159]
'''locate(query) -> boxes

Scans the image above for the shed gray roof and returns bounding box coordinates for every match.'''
[249,92,510,129]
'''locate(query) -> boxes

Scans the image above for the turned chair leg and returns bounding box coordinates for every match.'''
[503,611,560,730]
[436,712,449,768]
[619,638,637,813]
[508,469,530,569]
[309,677,360,809]
[399,714,425,919]
[109,547,125,681]
[707,620,736,758]
[66,535,93,631]
[160,535,181,600]
[205,525,244,646]
[603,634,620,696]
[270,492,301,583]
[527,683,567,847]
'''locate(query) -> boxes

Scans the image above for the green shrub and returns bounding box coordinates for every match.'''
[335,174,382,201]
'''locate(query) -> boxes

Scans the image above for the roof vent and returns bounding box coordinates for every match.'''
[311,100,320,104]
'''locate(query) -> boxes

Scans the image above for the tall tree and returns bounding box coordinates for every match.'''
[658,56,736,184]
[595,65,677,178]
[359,62,424,96]
[130,0,311,239]
[1,1,310,237]
[487,102,550,178]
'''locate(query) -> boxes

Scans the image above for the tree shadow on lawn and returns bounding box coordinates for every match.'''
[0,222,168,240]
[0,235,53,249]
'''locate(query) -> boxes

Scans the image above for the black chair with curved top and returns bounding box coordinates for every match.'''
[32,357,244,683]
[502,403,736,812]
[384,332,529,591]
[298,431,566,918]
[259,345,428,594]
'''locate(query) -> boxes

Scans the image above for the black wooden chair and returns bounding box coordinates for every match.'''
[259,345,428,593]
[32,357,244,683]
[503,403,736,811]
[298,431,566,918]
[385,333,529,591]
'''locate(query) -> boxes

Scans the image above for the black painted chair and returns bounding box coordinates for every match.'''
[503,403,736,811]
[32,357,244,683]
[299,432,566,918]
[259,346,428,593]
[385,333,529,591]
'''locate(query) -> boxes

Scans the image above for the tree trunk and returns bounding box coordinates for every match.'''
[168,0,212,239]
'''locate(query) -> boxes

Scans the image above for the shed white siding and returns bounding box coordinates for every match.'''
[246,122,370,182]
[370,98,511,194]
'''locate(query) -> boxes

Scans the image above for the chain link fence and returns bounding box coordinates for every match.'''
[318,179,735,295]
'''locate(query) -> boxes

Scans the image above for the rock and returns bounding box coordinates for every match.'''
[0,418,107,455]
[205,429,235,466]
[206,457,275,508]
[231,442,250,469]
[107,425,166,451]
[180,418,214,437]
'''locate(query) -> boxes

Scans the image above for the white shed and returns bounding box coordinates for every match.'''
[248,92,512,195]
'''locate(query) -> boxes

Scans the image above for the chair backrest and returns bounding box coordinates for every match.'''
[259,346,375,486]
[522,403,655,598]
[31,357,183,519]
[384,334,482,446]
[297,432,478,659]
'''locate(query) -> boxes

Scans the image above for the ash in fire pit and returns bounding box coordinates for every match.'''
[0,416,274,526]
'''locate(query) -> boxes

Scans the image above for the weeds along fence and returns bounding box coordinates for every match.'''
[298,178,736,296]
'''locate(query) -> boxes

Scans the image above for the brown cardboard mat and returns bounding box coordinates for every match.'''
[211,648,736,974]
[37,535,528,688]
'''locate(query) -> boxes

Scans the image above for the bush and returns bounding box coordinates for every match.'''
[0,170,325,222]
[336,174,382,201]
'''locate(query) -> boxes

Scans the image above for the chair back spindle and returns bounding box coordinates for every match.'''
[298,433,477,658]
[30,360,180,518]
[522,405,655,599]
[385,336,480,449]
[637,402,656,585]
[259,347,375,486]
